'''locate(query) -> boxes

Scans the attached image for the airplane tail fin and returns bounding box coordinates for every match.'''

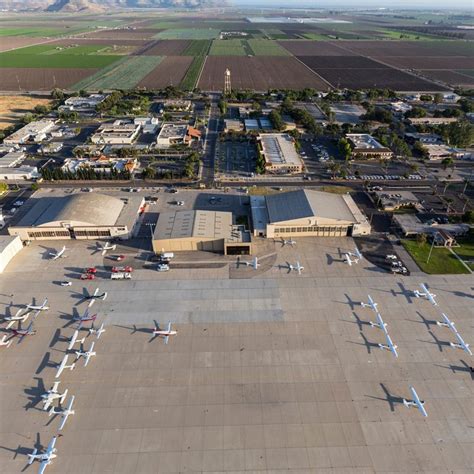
[60,389,68,404]
[28,449,37,464]
[49,406,57,417]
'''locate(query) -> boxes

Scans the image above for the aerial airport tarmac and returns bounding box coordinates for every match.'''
[0,237,472,473]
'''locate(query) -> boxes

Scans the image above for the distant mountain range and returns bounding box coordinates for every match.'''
[0,0,216,11]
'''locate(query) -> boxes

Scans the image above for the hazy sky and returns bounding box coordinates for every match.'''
[233,0,473,9]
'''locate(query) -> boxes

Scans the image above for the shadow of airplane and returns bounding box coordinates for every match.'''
[436,360,474,379]
[35,352,59,375]
[406,311,438,331]
[348,332,379,354]
[366,383,405,412]
[352,312,372,331]
[0,432,43,469]
[419,330,451,352]
[24,377,45,411]
[452,289,474,299]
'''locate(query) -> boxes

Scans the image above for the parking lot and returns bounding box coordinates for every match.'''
[215,139,257,178]
[0,235,473,473]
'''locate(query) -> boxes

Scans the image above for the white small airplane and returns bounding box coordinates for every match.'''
[100,242,116,256]
[49,395,75,431]
[4,308,30,329]
[75,342,96,366]
[370,312,388,334]
[86,288,107,308]
[243,256,259,270]
[403,386,428,417]
[436,313,457,332]
[344,248,362,266]
[55,354,76,378]
[73,309,97,326]
[41,381,68,411]
[8,320,36,343]
[0,335,12,348]
[49,246,67,261]
[450,331,472,356]
[360,295,378,313]
[378,332,398,358]
[89,323,106,339]
[414,283,438,306]
[26,298,49,312]
[281,238,296,247]
[292,261,304,275]
[67,330,86,351]
[27,436,58,474]
[152,321,177,344]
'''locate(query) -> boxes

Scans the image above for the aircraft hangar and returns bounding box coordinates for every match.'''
[250,189,371,238]
[8,192,144,241]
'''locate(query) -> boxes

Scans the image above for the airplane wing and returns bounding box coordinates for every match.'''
[67,330,79,351]
[43,399,52,411]
[164,335,169,345]
[166,322,171,333]
[46,437,57,454]
[93,288,99,298]
[453,332,472,355]
[18,321,34,344]
[409,386,428,417]
[385,334,398,358]
[38,460,49,474]
[345,255,352,266]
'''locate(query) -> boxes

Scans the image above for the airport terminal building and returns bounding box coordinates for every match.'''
[8,192,144,241]
[251,189,370,238]
[152,210,252,255]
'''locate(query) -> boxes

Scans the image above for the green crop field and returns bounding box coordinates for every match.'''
[209,39,249,56]
[154,28,220,40]
[247,39,290,55]
[0,46,120,68]
[181,40,211,56]
[0,27,65,37]
[72,56,164,90]
[180,55,206,90]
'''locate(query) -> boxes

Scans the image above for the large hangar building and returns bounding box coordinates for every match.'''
[152,210,252,255]
[251,189,370,238]
[8,192,144,241]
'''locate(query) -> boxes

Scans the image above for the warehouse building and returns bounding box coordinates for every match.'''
[152,210,252,255]
[346,134,393,160]
[0,235,23,273]
[9,192,144,241]
[257,133,303,174]
[91,120,141,145]
[250,189,370,238]
[3,119,56,145]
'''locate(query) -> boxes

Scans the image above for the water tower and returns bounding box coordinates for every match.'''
[224,68,231,95]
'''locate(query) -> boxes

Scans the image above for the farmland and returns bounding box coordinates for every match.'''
[155,28,220,40]
[181,40,211,56]
[71,56,163,90]
[247,39,290,56]
[137,40,190,56]
[138,56,194,90]
[209,39,250,56]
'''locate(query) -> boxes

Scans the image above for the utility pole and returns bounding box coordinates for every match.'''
[426,232,437,265]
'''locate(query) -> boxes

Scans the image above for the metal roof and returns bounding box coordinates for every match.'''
[265,189,358,224]
[16,193,124,227]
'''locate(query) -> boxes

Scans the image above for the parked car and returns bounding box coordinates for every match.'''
[157,263,170,272]
[80,273,95,280]
[115,255,125,261]
[85,267,97,274]
[60,281,72,287]
[111,266,133,273]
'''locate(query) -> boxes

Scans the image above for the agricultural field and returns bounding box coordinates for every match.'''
[0,68,95,91]
[0,44,120,68]
[247,39,290,56]
[138,56,193,90]
[137,40,190,56]
[0,37,51,53]
[278,40,355,56]
[79,28,159,40]
[154,28,220,40]
[180,56,207,90]
[71,56,163,90]
[181,40,212,56]
[0,95,52,129]
[209,39,251,56]
[198,56,330,91]
[419,70,474,88]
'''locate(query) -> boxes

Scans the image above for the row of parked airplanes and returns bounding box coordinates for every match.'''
[48,242,117,261]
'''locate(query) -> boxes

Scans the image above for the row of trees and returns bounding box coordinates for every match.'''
[41,167,131,181]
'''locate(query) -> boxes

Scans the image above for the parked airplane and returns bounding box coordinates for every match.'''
[360,295,378,313]
[73,309,97,326]
[26,298,49,312]
[0,335,12,348]
[41,381,68,411]
[67,330,86,351]
[86,287,107,307]
[49,395,75,431]
[378,332,398,358]
[8,321,36,343]
[344,248,362,266]
[152,321,177,344]
[75,342,96,366]
[89,323,106,339]
[436,313,457,332]
[242,256,259,270]
[292,261,304,275]
[100,242,116,256]
[370,313,388,333]
[414,283,438,306]
[49,246,67,261]
[403,386,428,417]
[55,354,75,378]
[281,238,296,247]
[27,436,58,474]
[450,331,472,356]
[4,308,30,329]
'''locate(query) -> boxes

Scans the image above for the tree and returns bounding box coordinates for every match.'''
[51,88,64,101]
[0,183,8,193]
[405,107,427,119]
[440,121,474,147]
[441,156,455,171]
[416,233,427,246]
[34,104,50,115]
[141,167,156,179]
[328,160,341,179]
[461,210,474,223]
[218,100,227,115]
[269,110,284,131]
[433,93,443,104]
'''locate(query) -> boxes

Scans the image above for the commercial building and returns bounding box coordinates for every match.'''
[0,235,23,273]
[393,214,469,237]
[0,152,26,168]
[224,119,244,133]
[91,120,141,145]
[62,156,138,174]
[0,166,39,181]
[408,117,458,126]
[9,192,144,241]
[346,134,393,159]
[60,94,107,112]
[156,123,201,148]
[250,189,371,238]
[373,190,421,211]
[3,119,56,145]
[257,133,303,174]
[152,210,252,255]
